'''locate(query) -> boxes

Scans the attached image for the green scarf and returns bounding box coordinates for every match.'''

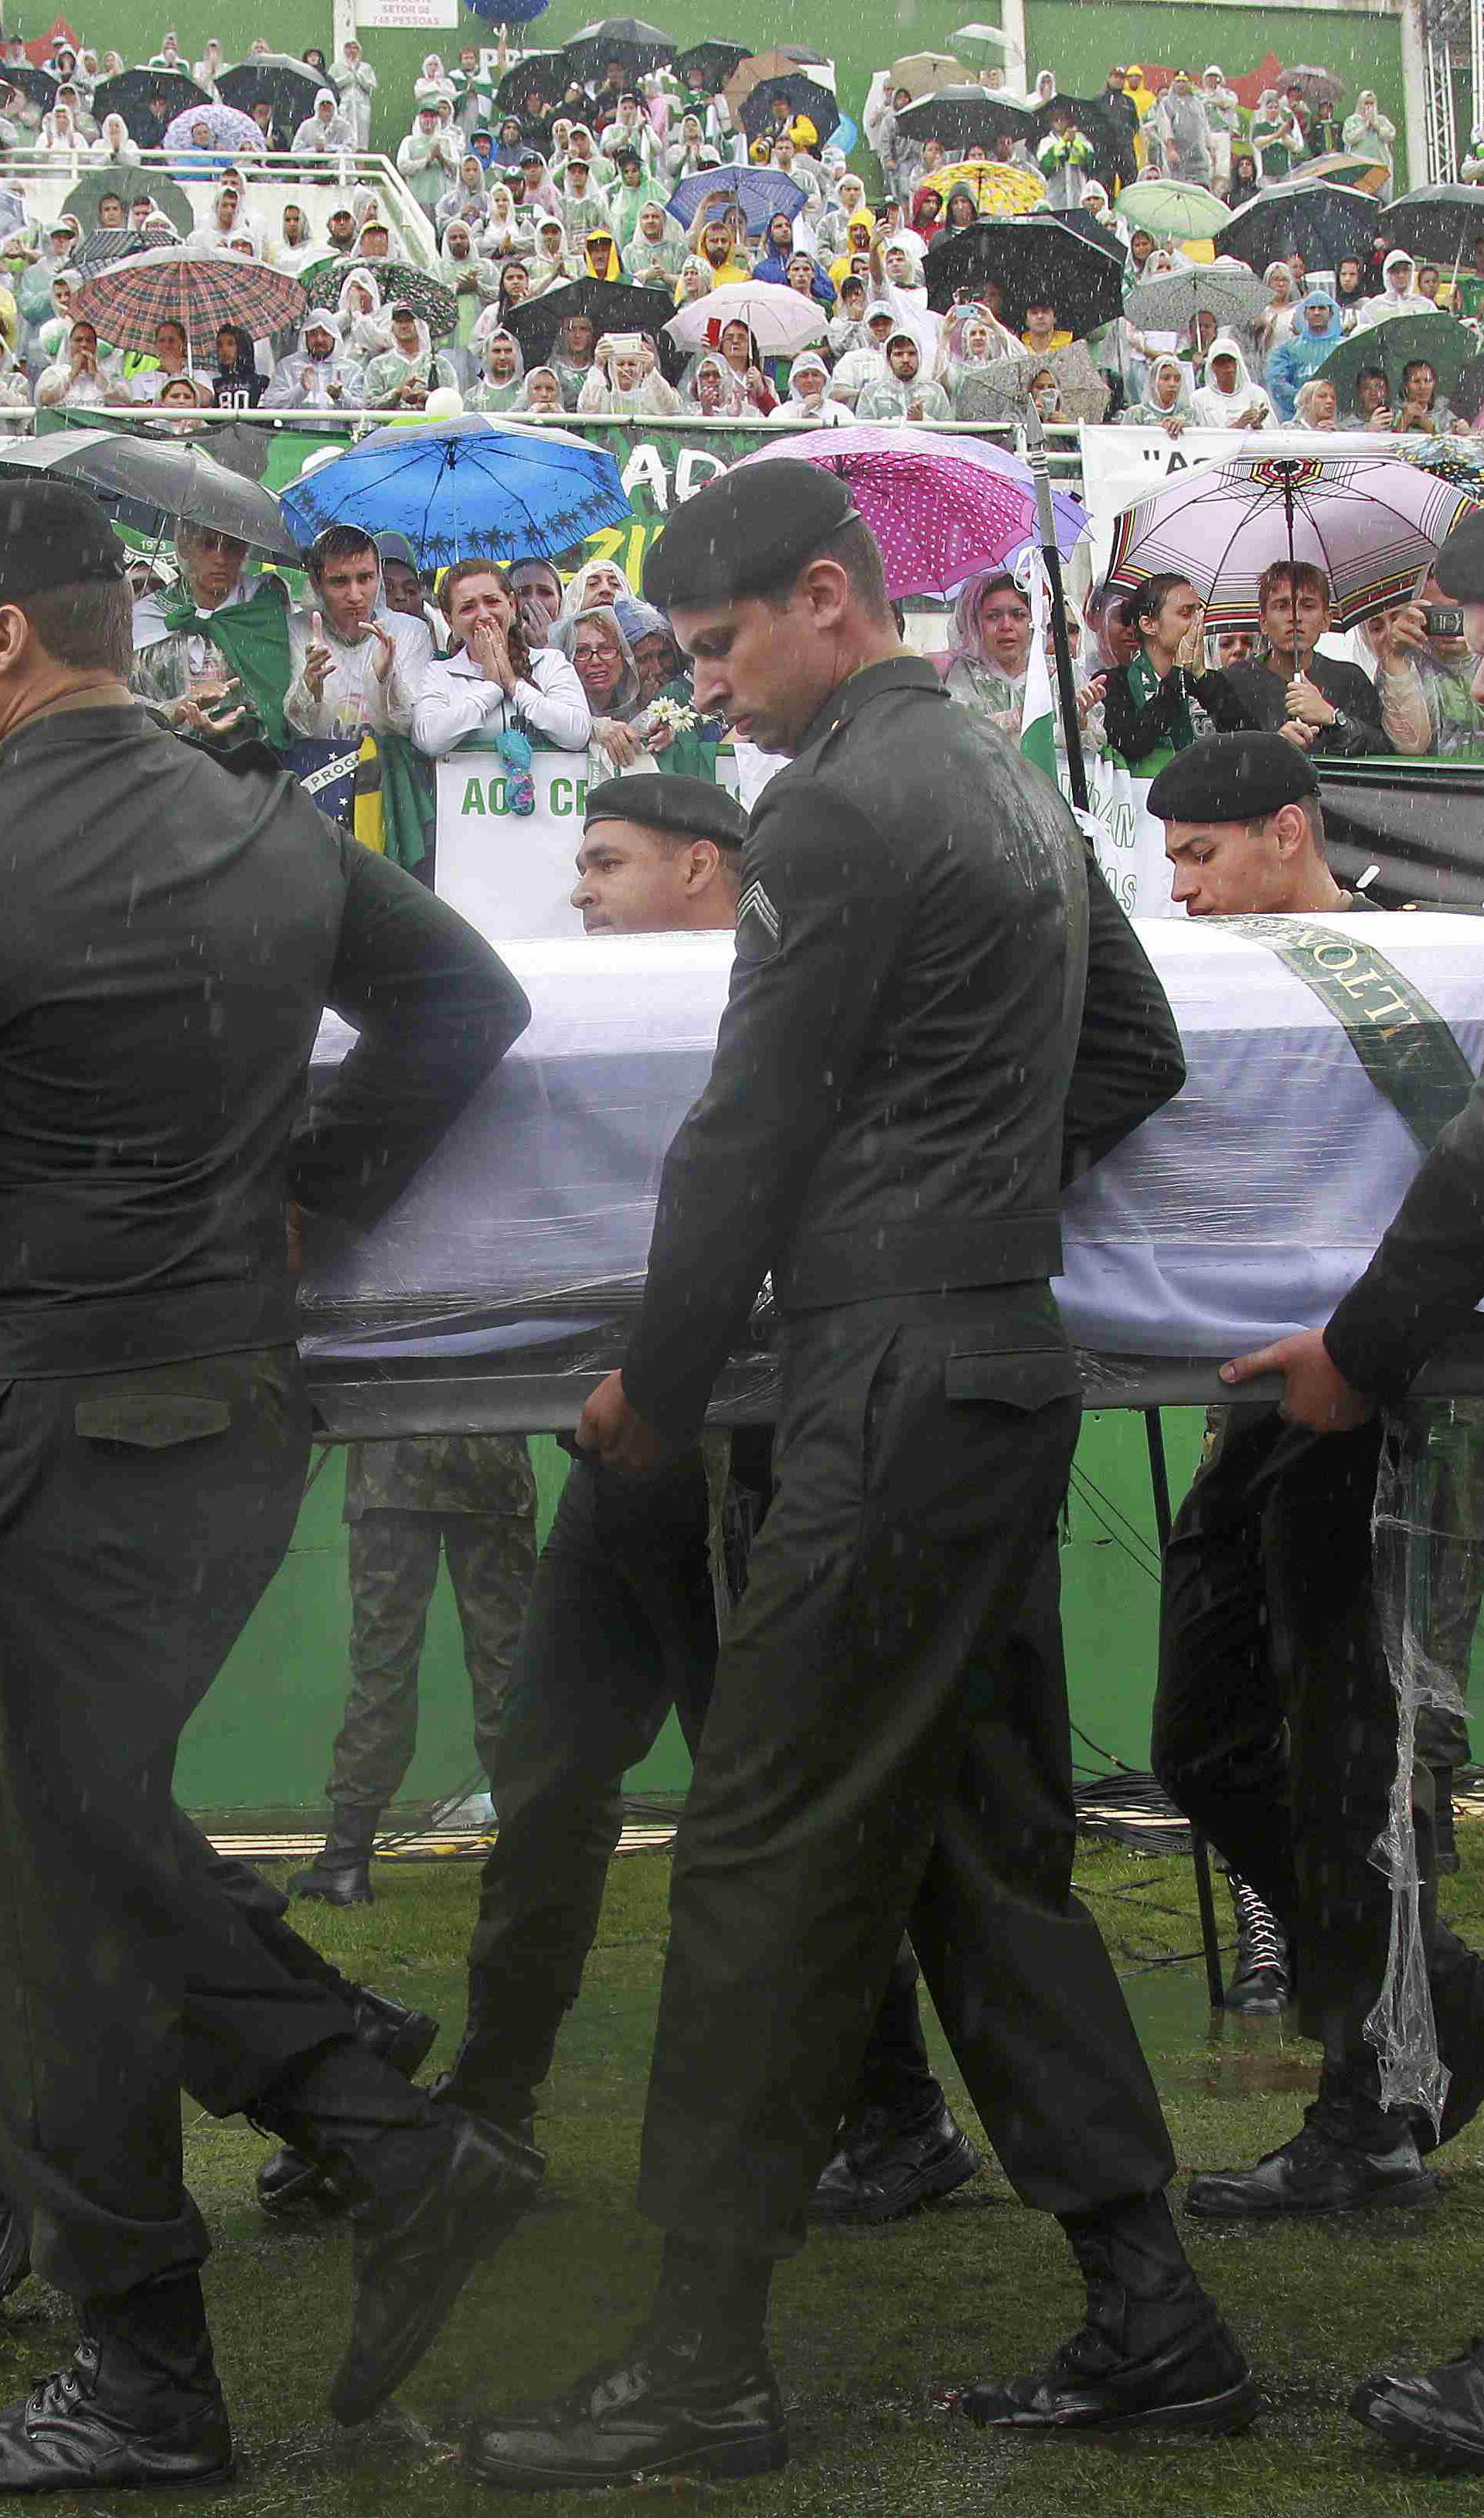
[1123,646,1195,775]
[161,574,294,751]
[371,731,436,872]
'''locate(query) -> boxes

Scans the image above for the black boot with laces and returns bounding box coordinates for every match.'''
[0,2269,233,2493]
[1223,1872,1289,2015]
[951,2193,1258,2435]
[1186,2053,1438,2218]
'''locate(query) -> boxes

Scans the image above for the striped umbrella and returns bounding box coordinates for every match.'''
[74,247,306,356]
[1105,451,1480,632]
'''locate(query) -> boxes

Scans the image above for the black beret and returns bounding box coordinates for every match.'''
[584,772,747,852]
[644,463,861,608]
[1147,731,1319,823]
[1434,511,1484,605]
[0,479,128,602]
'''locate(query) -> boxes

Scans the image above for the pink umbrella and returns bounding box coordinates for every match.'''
[730,422,1086,598]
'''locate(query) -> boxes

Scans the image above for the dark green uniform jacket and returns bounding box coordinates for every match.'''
[1326,1075,1484,1399]
[622,656,1185,1437]
[0,705,529,1379]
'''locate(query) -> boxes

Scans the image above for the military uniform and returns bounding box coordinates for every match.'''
[332,1434,538,1814]
[0,488,529,2308]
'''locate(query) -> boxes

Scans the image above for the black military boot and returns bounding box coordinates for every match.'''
[289,1806,380,1906]
[1223,1872,1290,2015]
[465,2236,788,2490]
[257,1981,441,2219]
[952,2193,1258,2435]
[1352,2337,1484,2470]
[809,2092,981,2224]
[0,2268,233,2492]
[1186,2053,1438,2218]
[254,2033,544,2424]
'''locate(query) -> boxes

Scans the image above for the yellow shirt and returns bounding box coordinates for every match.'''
[1022,327,1073,353]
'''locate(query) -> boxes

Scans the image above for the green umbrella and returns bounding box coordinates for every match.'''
[304,258,458,343]
[1115,179,1231,243]
[1316,314,1476,414]
[61,165,193,242]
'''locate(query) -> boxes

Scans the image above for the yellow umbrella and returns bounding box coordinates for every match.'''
[889,52,963,101]
[937,157,1046,215]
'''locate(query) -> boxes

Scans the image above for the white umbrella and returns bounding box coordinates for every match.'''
[951,23,1022,60]
[664,279,825,358]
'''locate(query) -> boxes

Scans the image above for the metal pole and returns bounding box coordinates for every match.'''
[1143,1406,1226,2011]
[1022,410,1087,811]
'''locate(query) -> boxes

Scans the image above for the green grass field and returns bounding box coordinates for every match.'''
[9,1838,1484,2516]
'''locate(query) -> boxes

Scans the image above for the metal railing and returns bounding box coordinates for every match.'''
[0,148,436,268]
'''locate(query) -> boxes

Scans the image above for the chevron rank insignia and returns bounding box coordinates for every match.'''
[736,878,781,963]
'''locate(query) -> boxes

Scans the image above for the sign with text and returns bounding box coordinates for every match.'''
[356,0,459,26]
[436,744,740,942]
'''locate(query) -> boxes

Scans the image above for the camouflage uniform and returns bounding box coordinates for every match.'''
[329,1435,538,1812]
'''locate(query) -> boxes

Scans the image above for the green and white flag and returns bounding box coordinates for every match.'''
[1016,548,1057,777]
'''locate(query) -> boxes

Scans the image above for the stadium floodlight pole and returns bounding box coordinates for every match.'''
[1020,406,1087,809]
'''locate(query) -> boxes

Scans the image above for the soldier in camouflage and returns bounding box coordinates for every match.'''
[291,1433,538,1906]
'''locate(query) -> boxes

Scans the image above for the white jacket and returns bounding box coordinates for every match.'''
[412,644,591,759]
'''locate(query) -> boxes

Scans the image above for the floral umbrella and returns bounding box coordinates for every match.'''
[1106,450,1479,632]
[162,101,264,152]
[304,258,459,342]
[935,158,1045,216]
[277,413,631,569]
[732,423,1087,598]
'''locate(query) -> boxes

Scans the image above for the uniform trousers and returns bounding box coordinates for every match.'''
[1153,1407,1484,2084]
[332,1509,538,1811]
[636,1290,1176,2257]
[462,1436,938,2128]
[0,1351,356,2301]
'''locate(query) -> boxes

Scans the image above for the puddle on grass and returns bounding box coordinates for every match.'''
[1125,1961,1320,2102]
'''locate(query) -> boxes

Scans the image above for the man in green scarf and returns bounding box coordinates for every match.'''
[130,524,294,752]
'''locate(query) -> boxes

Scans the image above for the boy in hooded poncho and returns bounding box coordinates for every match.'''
[1264,290,1343,421]
[1190,336,1272,428]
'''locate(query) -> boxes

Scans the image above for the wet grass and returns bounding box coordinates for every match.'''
[6,1837,1484,2515]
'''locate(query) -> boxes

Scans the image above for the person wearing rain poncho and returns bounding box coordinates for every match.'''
[514,363,564,414]
[441,220,499,341]
[577,331,681,416]
[547,310,599,407]
[941,306,1024,418]
[528,215,579,294]
[1355,249,1435,327]
[468,325,525,409]
[331,266,390,362]
[1120,352,1194,434]
[272,202,322,278]
[685,347,749,417]
[362,304,459,411]
[1264,289,1344,421]
[397,104,461,214]
[332,38,378,149]
[90,111,140,165]
[414,52,457,107]
[768,348,848,426]
[261,310,365,411]
[434,154,492,240]
[1190,335,1273,428]
[856,324,951,422]
[751,211,810,288]
[0,337,31,429]
[580,227,626,284]
[624,199,688,288]
[828,301,897,410]
[942,570,1036,730]
[35,317,126,410]
[559,155,612,247]
[293,90,356,153]
[1343,90,1397,185]
[815,173,872,263]
[131,520,294,751]
[553,601,665,778]
[479,181,533,262]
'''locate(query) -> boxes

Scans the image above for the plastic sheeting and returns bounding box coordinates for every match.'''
[301,912,1484,1365]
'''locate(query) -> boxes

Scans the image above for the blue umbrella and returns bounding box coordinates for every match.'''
[667,164,806,237]
[465,0,550,21]
[277,414,631,571]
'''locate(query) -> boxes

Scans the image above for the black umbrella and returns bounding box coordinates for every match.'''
[923,211,1125,335]
[771,44,829,66]
[1387,186,1484,270]
[1222,179,1379,274]
[1032,91,1133,189]
[94,68,209,146]
[494,51,566,117]
[561,19,677,81]
[216,54,321,131]
[2,63,56,111]
[505,274,680,376]
[63,165,195,240]
[738,70,840,148]
[672,38,752,93]
[0,428,297,557]
[893,86,1032,155]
